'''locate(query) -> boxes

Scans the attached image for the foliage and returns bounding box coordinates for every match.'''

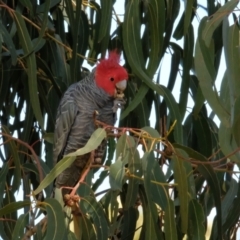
[0,0,240,239]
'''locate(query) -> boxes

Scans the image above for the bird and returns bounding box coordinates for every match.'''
[52,50,128,199]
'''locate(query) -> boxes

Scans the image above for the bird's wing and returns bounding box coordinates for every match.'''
[53,91,78,165]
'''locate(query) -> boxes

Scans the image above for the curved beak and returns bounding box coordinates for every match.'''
[115,80,127,98]
[116,80,127,91]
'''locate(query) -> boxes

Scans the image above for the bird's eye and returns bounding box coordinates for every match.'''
[110,77,114,82]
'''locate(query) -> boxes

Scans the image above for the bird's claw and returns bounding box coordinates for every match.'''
[112,97,126,112]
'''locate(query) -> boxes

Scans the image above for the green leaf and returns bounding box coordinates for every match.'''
[68,231,78,240]
[164,199,178,240]
[42,132,54,144]
[0,22,17,65]
[172,149,189,233]
[1,126,21,193]
[139,184,163,240]
[141,126,160,151]
[123,0,183,143]
[232,95,240,146]
[12,213,29,239]
[123,0,145,68]
[38,0,51,34]
[179,24,193,120]
[124,148,142,210]
[183,0,193,35]
[223,19,240,125]
[219,123,240,164]
[202,0,239,47]
[147,0,165,75]
[108,191,119,236]
[121,83,149,120]
[48,39,69,88]
[70,3,89,83]
[43,198,67,240]
[80,216,97,240]
[0,163,8,204]
[195,18,229,125]
[149,161,168,211]
[109,157,125,191]
[34,128,106,195]
[192,113,213,157]
[141,126,160,138]
[13,11,44,129]
[174,144,222,238]
[142,152,174,239]
[0,201,31,216]
[19,0,33,15]
[221,179,238,227]
[70,128,106,156]
[121,207,138,240]
[98,0,113,42]
[36,0,61,13]
[81,196,109,240]
[188,199,205,240]
[221,182,240,233]
[219,70,230,111]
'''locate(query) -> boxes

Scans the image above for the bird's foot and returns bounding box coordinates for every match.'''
[112,97,126,112]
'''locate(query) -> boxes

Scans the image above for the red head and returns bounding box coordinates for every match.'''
[95,51,128,97]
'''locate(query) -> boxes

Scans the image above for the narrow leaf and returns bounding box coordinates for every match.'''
[0,22,17,65]
[13,11,44,128]
[81,196,108,240]
[0,201,30,216]
[12,213,29,239]
[1,126,21,192]
[109,157,125,191]
[34,128,106,195]
[172,149,189,233]
[188,199,205,240]
[42,198,67,240]
[203,0,239,46]
[98,0,113,42]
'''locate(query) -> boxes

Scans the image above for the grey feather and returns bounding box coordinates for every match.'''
[53,72,116,196]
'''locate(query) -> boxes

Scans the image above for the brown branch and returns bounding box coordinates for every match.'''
[0,2,96,64]
[0,218,17,222]
[0,132,43,182]
[22,216,47,240]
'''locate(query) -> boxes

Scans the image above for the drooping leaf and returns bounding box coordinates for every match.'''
[0,22,17,65]
[41,198,67,240]
[121,207,138,240]
[34,128,106,195]
[1,126,21,192]
[174,144,222,238]
[183,0,193,36]
[172,149,189,233]
[0,201,31,216]
[188,199,205,240]
[109,157,125,191]
[195,18,229,125]
[0,163,8,204]
[13,11,44,129]
[12,213,29,239]
[81,196,109,240]
[202,0,239,47]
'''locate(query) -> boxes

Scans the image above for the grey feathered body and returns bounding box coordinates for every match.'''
[53,72,115,193]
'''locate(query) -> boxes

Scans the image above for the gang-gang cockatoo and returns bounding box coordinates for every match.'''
[53,51,128,198]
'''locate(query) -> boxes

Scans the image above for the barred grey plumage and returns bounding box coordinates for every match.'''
[52,51,128,197]
[53,73,113,193]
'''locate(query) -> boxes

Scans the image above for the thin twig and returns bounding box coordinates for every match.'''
[0,132,43,182]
